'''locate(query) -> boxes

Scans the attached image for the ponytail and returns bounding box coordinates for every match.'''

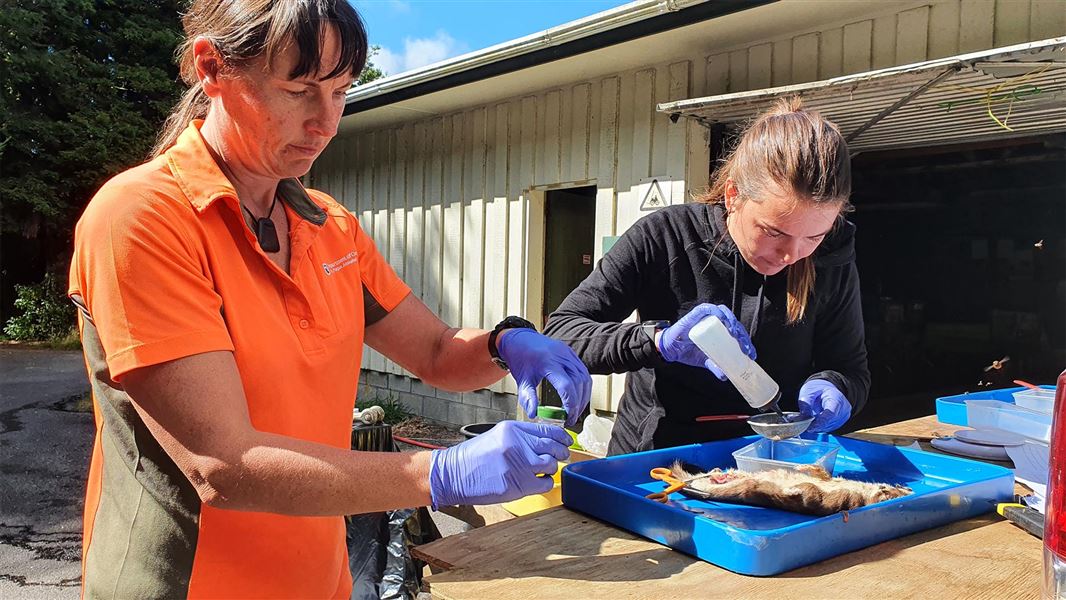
[150,84,209,159]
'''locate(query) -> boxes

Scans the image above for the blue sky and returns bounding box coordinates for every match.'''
[353,0,631,77]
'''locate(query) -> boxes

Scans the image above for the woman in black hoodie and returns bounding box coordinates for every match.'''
[544,98,869,455]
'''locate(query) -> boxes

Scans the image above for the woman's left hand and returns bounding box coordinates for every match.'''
[798,379,852,433]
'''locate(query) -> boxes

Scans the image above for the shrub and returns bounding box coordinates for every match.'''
[3,273,76,341]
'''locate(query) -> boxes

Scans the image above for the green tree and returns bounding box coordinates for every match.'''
[0,0,185,241]
[357,45,386,85]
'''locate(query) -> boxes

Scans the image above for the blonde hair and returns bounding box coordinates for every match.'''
[699,97,852,324]
[151,0,368,158]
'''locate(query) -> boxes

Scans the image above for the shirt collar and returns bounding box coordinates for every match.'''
[165,121,326,226]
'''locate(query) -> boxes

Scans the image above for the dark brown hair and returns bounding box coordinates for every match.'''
[151,0,368,158]
[700,97,852,323]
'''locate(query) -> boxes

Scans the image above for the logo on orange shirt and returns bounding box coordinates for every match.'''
[322,251,358,275]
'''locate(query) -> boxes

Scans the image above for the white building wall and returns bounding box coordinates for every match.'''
[311,0,1064,421]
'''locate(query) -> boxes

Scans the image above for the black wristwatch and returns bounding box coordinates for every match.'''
[488,316,537,371]
[640,320,671,345]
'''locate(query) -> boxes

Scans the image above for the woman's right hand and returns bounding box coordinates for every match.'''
[656,303,755,380]
[428,420,571,508]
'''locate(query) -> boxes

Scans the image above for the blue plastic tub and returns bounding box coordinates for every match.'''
[561,435,1013,576]
[936,384,1056,426]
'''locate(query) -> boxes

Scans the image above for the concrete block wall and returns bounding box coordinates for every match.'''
[358,369,520,427]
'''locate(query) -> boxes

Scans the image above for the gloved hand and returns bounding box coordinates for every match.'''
[798,379,852,433]
[428,420,572,508]
[497,328,592,427]
[657,303,755,381]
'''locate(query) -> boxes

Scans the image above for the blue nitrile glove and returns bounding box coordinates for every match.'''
[798,379,852,433]
[428,420,572,508]
[657,303,756,381]
[497,328,592,427]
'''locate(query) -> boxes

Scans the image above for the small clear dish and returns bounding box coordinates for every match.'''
[732,437,840,475]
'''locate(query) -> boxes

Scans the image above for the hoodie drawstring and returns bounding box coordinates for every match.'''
[731,252,767,339]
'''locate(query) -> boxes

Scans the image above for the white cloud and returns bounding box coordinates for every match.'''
[374,31,467,76]
[386,0,411,13]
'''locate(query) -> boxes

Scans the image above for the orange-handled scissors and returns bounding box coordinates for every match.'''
[646,467,687,503]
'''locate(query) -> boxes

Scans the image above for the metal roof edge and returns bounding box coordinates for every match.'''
[657,36,1066,115]
[343,0,778,116]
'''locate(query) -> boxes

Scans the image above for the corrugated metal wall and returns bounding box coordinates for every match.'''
[311,0,1064,415]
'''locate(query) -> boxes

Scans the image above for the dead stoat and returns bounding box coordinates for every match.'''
[670,462,912,516]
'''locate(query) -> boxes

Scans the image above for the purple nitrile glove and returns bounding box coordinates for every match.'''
[428,420,572,508]
[657,303,756,381]
[497,328,592,427]
[798,379,852,433]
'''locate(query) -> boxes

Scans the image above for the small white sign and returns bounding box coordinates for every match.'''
[637,176,671,211]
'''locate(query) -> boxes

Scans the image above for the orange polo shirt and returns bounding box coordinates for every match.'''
[69,121,410,599]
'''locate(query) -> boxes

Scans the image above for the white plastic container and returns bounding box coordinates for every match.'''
[1012,388,1055,414]
[965,399,1052,443]
[689,315,779,410]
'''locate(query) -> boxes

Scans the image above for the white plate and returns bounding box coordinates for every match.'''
[931,437,1011,461]
[954,428,1027,447]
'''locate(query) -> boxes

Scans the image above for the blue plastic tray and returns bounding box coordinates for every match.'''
[936,385,1056,426]
[561,435,1013,576]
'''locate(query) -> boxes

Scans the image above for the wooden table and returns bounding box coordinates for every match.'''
[414,416,1044,599]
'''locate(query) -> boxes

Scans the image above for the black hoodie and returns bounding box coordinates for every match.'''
[544,202,869,455]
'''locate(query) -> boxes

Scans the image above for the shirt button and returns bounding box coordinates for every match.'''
[299,319,310,329]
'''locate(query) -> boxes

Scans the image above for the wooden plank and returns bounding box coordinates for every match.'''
[929,0,961,59]
[651,65,670,179]
[1031,0,1066,41]
[405,123,426,303]
[390,126,408,280]
[370,130,391,372]
[665,61,689,208]
[960,0,996,53]
[994,0,1030,47]
[504,97,536,396]
[871,14,898,70]
[544,89,562,185]
[461,108,486,330]
[727,49,748,92]
[818,26,844,79]
[704,53,730,96]
[387,126,408,374]
[571,83,592,183]
[442,113,464,326]
[747,43,773,90]
[771,39,792,86]
[592,76,620,411]
[423,118,445,318]
[560,86,574,183]
[843,20,873,74]
[419,510,1041,600]
[791,33,819,83]
[896,6,930,64]
[484,103,509,394]
[587,80,603,181]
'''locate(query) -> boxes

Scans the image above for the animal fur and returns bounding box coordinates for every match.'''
[671,462,911,516]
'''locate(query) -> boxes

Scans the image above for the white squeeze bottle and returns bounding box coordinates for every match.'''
[689,315,780,411]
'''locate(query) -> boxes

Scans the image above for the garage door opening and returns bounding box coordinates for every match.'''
[849,135,1065,426]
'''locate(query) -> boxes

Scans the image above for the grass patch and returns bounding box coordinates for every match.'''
[356,392,412,425]
[72,390,94,413]
[49,329,82,351]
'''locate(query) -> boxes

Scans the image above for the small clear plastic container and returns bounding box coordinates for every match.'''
[535,406,567,427]
[965,399,1052,443]
[1012,388,1055,414]
[732,437,840,475]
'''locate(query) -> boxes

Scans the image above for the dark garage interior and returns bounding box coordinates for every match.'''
[848,134,1065,429]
